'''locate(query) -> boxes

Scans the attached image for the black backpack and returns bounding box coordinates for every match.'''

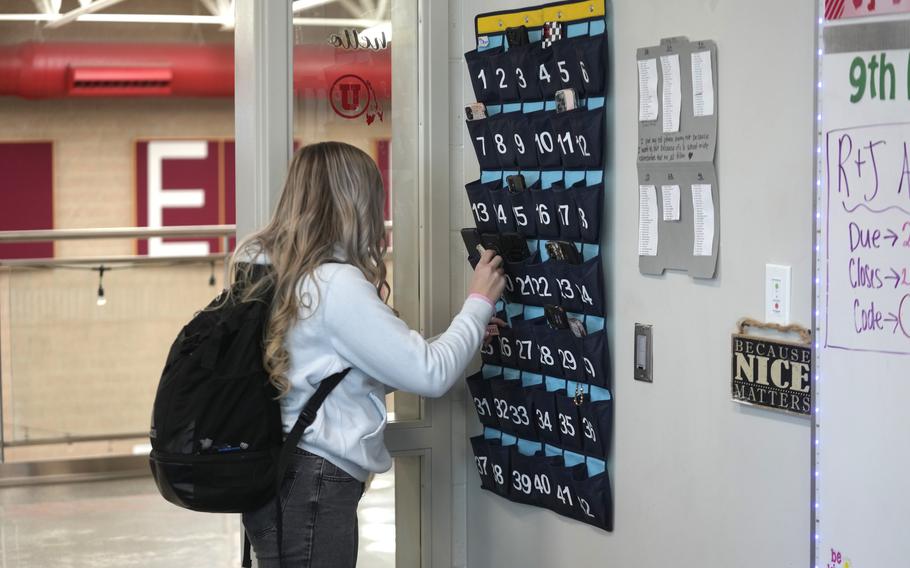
[148,263,349,566]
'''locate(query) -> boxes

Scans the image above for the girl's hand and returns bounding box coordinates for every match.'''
[469,248,506,303]
[483,316,508,345]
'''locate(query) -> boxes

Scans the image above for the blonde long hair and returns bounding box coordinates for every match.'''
[228,141,389,397]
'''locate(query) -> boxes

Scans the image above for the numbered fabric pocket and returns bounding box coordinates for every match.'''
[524,453,566,507]
[544,461,589,518]
[530,321,564,378]
[549,257,605,316]
[549,107,604,169]
[581,329,610,387]
[572,470,613,530]
[549,184,581,241]
[490,379,536,439]
[529,189,561,239]
[502,114,538,169]
[490,51,520,103]
[473,437,511,498]
[505,257,554,308]
[527,387,561,446]
[507,42,542,101]
[487,186,516,232]
[508,189,536,237]
[466,372,499,428]
[530,42,560,99]
[479,332,500,366]
[465,48,501,104]
[486,114,518,170]
[572,183,603,243]
[554,391,585,452]
[508,447,544,506]
[526,111,562,169]
[470,436,497,492]
[579,397,613,458]
[509,318,539,372]
[465,118,501,171]
[496,326,519,368]
[573,34,607,97]
[550,328,586,382]
[465,179,500,233]
[551,38,585,93]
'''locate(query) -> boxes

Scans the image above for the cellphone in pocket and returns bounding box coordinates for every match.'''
[542,21,563,48]
[555,88,578,113]
[545,305,570,330]
[465,102,487,121]
[506,174,526,194]
[505,25,529,47]
[498,232,530,262]
[546,240,582,264]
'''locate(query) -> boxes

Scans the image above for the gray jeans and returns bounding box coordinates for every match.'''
[242,448,365,568]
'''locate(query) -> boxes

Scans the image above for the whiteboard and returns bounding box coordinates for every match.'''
[815,12,910,568]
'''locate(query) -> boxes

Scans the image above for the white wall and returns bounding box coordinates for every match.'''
[451,1,816,567]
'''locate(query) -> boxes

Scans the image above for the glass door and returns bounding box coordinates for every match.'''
[289,1,448,566]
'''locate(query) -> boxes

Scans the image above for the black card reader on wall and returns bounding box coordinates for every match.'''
[634,323,653,382]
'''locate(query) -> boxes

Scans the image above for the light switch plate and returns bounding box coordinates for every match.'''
[765,264,791,325]
[634,323,653,382]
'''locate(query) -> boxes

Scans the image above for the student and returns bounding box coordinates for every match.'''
[231,141,505,567]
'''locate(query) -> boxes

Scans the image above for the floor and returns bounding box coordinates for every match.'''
[0,471,396,567]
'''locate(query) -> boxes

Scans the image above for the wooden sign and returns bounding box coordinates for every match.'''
[731,319,812,416]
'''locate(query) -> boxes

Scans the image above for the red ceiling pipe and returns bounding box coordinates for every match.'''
[0,42,391,99]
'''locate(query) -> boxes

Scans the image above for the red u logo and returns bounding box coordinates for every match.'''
[339,83,362,111]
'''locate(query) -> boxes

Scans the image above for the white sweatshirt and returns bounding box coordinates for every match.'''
[281,261,493,481]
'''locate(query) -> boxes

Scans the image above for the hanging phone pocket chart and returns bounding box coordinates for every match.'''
[636,37,719,278]
[462,0,613,532]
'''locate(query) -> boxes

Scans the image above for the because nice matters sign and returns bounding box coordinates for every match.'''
[731,334,812,415]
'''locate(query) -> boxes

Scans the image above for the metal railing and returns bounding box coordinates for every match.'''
[0,222,395,466]
[0,225,237,463]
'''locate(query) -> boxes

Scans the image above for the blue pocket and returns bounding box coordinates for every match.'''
[526,111,562,169]
[465,118,501,171]
[527,386,561,446]
[490,379,537,439]
[529,189,561,239]
[508,189,536,237]
[581,328,610,387]
[554,390,585,452]
[464,179,500,233]
[465,47,501,104]
[466,371,499,429]
[544,461,588,518]
[573,34,607,97]
[530,42,560,99]
[507,43,542,102]
[508,318,539,372]
[548,257,604,316]
[551,38,585,94]
[579,395,613,458]
[572,183,603,243]
[487,185,516,233]
[571,469,613,530]
[549,108,604,170]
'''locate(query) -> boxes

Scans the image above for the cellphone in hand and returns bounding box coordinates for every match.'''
[555,88,578,113]
[506,174,526,194]
[465,102,487,121]
[546,240,582,264]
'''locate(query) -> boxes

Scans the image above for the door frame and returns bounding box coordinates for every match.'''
[233,1,455,566]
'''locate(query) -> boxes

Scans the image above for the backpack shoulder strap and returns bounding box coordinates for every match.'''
[276,368,351,478]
